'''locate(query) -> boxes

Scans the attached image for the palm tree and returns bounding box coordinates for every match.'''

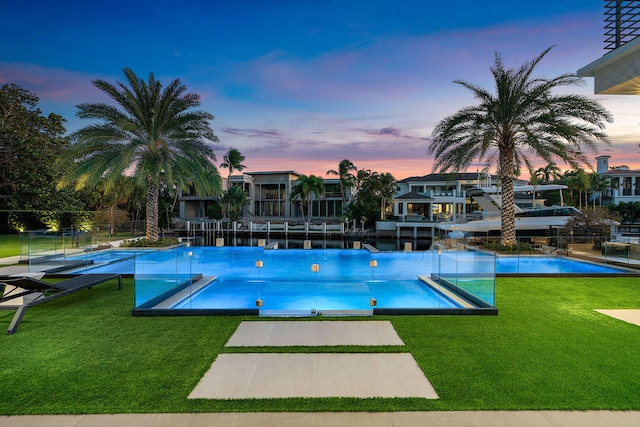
[220,148,246,217]
[220,148,246,182]
[534,162,562,184]
[589,172,611,208]
[289,174,324,223]
[353,169,372,194]
[222,185,248,221]
[59,68,221,240]
[428,47,612,246]
[565,169,591,210]
[326,159,356,213]
[374,172,396,220]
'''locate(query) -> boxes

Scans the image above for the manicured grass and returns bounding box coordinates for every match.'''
[0,234,81,259]
[0,276,639,414]
[0,234,20,258]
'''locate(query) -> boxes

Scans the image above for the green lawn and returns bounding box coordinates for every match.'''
[0,276,639,414]
[0,234,20,258]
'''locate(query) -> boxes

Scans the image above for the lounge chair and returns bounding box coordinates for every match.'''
[0,274,122,334]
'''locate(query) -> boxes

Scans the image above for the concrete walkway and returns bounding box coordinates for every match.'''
[1,411,640,426]
[190,352,439,399]
[191,321,437,399]
[225,320,405,346]
[595,309,640,327]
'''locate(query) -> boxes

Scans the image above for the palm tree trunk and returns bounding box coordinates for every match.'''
[500,148,517,247]
[146,177,160,240]
[579,191,582,210]
[110,206,114,235]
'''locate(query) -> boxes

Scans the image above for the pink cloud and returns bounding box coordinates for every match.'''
[0,62,109,105]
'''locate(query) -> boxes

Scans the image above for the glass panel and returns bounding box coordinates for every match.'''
[432,238,496,307]
[126,242,501,314]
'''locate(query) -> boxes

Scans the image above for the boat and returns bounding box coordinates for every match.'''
[438,185,579,235]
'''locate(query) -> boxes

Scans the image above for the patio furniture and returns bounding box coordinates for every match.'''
[0,274,122,334]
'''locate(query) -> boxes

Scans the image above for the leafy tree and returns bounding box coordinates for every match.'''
[93,175,136,234]
[326,159,356,212]
[289,174,324,223]
[609,201,640,223]
[562,206,620,244]
[0,83,88,231]
[344,169,396,226]
[59,68,222,240]
[429,47,612,246]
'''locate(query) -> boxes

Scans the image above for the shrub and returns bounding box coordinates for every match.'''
[119,237,177,247]
[480,241,534,254]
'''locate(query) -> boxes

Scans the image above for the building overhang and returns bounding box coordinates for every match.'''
[578,36,640,94]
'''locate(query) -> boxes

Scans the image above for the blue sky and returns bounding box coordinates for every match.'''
[2,1,638,179]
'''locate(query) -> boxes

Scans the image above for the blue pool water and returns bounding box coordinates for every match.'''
[68,249,144,263]
[137,248,464,311]
[68,247,630,313]
[494,256,627,274]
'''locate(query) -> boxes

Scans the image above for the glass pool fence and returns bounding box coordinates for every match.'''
[17,232,638,316]
[131,244,497,315]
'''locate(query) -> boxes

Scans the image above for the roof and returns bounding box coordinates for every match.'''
[577,35,640,94]
[244,171,302,176]
[397,173,497,183]
[393,191,434,201]
[604,168,640,175]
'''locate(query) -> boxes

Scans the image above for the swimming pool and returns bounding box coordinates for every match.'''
[68,249,143,263]
[67,246,632,316]
[130,248,482,315]
[494,255,627,274]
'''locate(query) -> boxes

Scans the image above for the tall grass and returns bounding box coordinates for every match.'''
[0,276,639,414]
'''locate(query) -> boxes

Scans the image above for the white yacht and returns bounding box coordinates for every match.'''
[438,185,579,235]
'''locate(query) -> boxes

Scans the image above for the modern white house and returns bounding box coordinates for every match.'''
[178,171,348,221]
[382,173,529,239]
[597,155,640,204]
[391,172,524,223]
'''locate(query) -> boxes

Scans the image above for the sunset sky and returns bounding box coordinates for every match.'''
[2,0,639,180]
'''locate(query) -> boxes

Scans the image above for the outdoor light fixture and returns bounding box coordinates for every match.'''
[311,263,320,272]
[256,298,263,307]
[255,260,264,268]
[370,259,378,306]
